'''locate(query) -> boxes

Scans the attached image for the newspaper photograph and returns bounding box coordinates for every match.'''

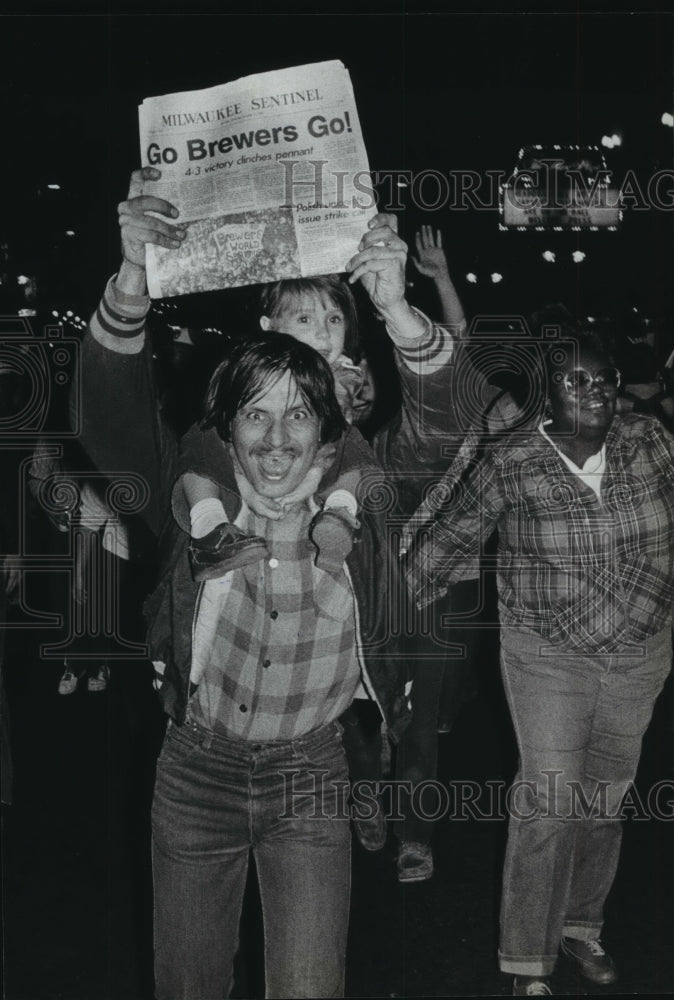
[139,61,377,297]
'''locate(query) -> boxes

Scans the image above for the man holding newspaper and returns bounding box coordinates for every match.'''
[79,149,459,997]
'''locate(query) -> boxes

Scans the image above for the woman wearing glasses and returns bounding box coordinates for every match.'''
[406,327,674,997]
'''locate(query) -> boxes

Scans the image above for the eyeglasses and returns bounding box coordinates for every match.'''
[561,367,621,394]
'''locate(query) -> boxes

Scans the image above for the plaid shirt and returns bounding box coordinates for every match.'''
[407,414,674,653]
[188,503,361,741]
[85,276,460,731]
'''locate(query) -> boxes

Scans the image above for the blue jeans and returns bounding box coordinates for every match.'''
[152,718,351,999]
[396,580,480,844]
[498,625,672,977]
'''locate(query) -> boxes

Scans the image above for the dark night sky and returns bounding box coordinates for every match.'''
[1,10,672,353]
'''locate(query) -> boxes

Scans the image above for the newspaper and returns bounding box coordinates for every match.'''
[138,61,377,298]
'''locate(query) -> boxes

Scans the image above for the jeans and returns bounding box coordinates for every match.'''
[498,624,672,976]
[396,581,480,844]
[339,698,383,785]
[152,718,351,999]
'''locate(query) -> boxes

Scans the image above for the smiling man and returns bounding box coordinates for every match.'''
[76,168,460,999]
[223,359,339,498]
[150,336,364,999]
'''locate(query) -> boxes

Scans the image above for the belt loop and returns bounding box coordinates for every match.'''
[202,731,214,750]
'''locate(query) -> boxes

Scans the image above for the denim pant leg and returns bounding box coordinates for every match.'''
[498,629,590,976]
[563,626,672,940]
[254,723,351,999]
[338,698,383,785]
[395,656,445,844]
[438,579,481,730]
[152,722,251,1000]
[396,582,479,844]
[498,626,671,977]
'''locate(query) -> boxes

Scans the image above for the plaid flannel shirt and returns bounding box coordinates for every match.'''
[407,413,674,654]
[187,503,362,741]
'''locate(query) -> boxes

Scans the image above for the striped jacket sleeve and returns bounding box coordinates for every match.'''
[385,306,455,377]
[90,275,149,353]
[374,309,461,489]
[75,276,174,538]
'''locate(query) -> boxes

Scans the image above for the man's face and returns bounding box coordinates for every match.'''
[260,291,346,367]
[231,370,321,499]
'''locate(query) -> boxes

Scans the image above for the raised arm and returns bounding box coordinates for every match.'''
[346,212,426,340]
[346,214,461,486]
[410,226,466,333]
[75,168,184,537]
[116,166,186,296]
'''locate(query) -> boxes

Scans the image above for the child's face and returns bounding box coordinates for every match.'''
[261,292,346,367]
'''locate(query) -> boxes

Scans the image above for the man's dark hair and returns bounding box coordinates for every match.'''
[201,332,347,444]
[258,275,361,362]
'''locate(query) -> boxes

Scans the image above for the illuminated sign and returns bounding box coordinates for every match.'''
[500,145,622,230]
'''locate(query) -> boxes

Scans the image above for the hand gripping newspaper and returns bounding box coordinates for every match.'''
[138,60,377,297]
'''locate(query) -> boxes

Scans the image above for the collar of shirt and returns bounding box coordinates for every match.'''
[538,421,606,498]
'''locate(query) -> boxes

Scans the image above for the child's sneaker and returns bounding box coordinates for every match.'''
[310,508,360,572]
[189,523,268,581]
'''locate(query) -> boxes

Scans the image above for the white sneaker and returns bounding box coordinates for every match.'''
[512,976,552,996]
[397,840,434,882]
[58,666,83,696]
[87,663,109,693]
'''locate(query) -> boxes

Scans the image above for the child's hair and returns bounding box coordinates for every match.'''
[258,275,361,363]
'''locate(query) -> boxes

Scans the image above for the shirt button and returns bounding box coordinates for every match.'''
[239,704,247,713]
[268,558,279,568]
[270,610,278,620]
[263,659,271,668]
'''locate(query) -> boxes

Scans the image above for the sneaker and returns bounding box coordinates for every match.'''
[397,840,433,883]
[311,508,359,572]
[58,665,84,696]
[353,804,387,852]
[87,663,110,694]
[189,523,268,581]
[560,936,618,985]
[512,976,552,996]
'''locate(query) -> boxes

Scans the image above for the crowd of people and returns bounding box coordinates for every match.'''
[2,159,673,1000]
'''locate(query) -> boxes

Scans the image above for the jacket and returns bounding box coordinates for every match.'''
[78,277,462,741]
